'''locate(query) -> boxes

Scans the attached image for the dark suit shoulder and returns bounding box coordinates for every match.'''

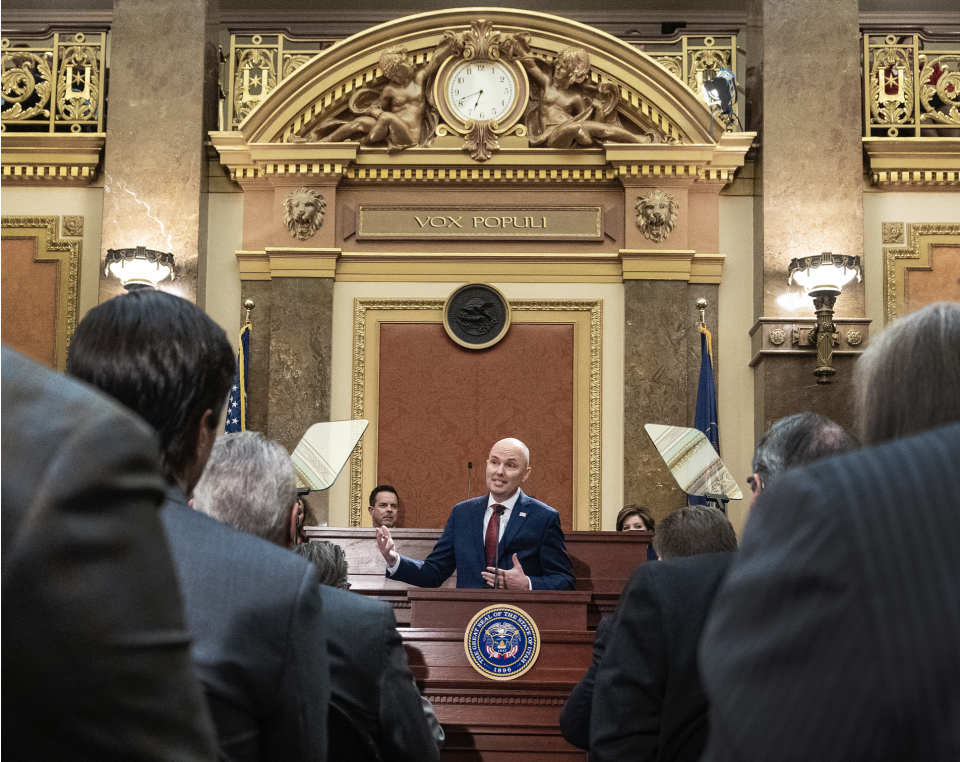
[161,499,315,588]
[1,346,155,442]
[319,584,393,629]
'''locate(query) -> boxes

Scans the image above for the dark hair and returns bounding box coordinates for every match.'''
[66,290,234,483]
[652,505,737,560]
[295,541,350,590]
[855,302,960,446]
[369,484,399,506]
[752,412,858,490]
[616,504,655,532]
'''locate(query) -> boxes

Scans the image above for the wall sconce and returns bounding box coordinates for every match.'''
[788,251,862,385]
[104,246,175,291]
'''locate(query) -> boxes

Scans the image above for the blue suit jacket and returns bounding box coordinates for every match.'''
[389,491,575,590]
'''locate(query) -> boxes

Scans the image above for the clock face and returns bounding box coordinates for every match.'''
[446,59,518,123]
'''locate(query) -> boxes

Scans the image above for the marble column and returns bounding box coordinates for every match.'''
[751,0,868,437]
[267,277,334,525]
[99,0,219,304]
[623,280,712,520]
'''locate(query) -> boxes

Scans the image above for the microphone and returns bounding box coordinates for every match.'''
[467,461,473,500]
[493,508,502,590]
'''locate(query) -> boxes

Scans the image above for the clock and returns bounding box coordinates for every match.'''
[434,56,528,132]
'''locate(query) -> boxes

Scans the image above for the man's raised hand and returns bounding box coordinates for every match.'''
[377,526,400,567]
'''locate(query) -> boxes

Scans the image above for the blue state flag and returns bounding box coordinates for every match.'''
[225,322,250,433]
[690,325,719,506]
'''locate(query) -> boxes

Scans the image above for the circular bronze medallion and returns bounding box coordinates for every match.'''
[443,283,511,349]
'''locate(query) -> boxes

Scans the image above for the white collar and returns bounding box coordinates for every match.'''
[488,489,522,511]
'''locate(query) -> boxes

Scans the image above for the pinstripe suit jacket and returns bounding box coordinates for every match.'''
[699,422,960,762]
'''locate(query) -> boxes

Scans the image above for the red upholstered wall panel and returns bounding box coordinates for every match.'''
[1,237,58,368]
[377,322,575,531]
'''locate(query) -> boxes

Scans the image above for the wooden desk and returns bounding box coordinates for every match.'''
[303,527,651,625]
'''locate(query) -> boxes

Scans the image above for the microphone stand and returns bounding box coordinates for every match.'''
[493,509,502,590]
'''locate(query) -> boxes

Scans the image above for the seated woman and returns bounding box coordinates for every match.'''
[616,504,658,561]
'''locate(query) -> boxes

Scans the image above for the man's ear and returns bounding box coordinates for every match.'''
[749,472,762,506]
[183,409,218,496]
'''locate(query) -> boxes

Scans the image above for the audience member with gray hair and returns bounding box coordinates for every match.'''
[699,301,960,762]
[748,412,858,505]
[193,432,298,546]
[565,504,738,757]
[854,300,960,445]
[294,542,351,590]
[195,431,442,762]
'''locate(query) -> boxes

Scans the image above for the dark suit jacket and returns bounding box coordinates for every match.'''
[560,614,614,750]
[699,422,960,762]
[389,491,575,589]
[590,552,734,762]
[1,347,217,761]
[320,585,440,762]
[160,495,329,762]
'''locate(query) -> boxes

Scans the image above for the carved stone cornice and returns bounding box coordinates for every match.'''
[1,134,105,186]
[210,138,753,188]
[863,137,960,189]
[749,316,872,367]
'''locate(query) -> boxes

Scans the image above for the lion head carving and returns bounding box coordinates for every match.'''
[284,188,326,241]
[636,190,679,243]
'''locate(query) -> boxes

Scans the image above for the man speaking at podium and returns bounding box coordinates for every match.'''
[376,438,575,590]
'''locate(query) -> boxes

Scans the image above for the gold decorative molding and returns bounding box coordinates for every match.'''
[621,249,725,284]
[1,216,81,370]
[236,249,725,284]
[350,297,602,530]
[209,11,754,189]
[236,248,340,279]
[881,221,904,244]
[0,134,105,186]
[863,137,960,188]
[61,215,84,237]
[884,222,960,324]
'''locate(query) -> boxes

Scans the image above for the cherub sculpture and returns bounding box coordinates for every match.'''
[293,33,462,152]
[510,37,657,148]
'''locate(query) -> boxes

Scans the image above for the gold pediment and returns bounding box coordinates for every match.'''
[235,10,721,147]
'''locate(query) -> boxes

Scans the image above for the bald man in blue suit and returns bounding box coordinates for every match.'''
[377,438,575,590]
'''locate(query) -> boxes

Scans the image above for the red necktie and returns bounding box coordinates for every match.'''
[485,504,506,568]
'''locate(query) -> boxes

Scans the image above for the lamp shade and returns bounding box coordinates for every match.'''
[104,247,175,290]
[787,252,862,293]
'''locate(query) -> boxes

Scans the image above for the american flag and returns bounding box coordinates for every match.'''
[225,322,250,433]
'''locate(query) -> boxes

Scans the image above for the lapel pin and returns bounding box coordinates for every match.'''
[519,512,526,517]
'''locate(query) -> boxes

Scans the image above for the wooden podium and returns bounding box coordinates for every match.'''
[304,527,651,761]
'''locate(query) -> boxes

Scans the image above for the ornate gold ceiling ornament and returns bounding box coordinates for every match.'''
[210,10,754,183]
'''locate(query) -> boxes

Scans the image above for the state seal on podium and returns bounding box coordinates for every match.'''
[464,604,541,681]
